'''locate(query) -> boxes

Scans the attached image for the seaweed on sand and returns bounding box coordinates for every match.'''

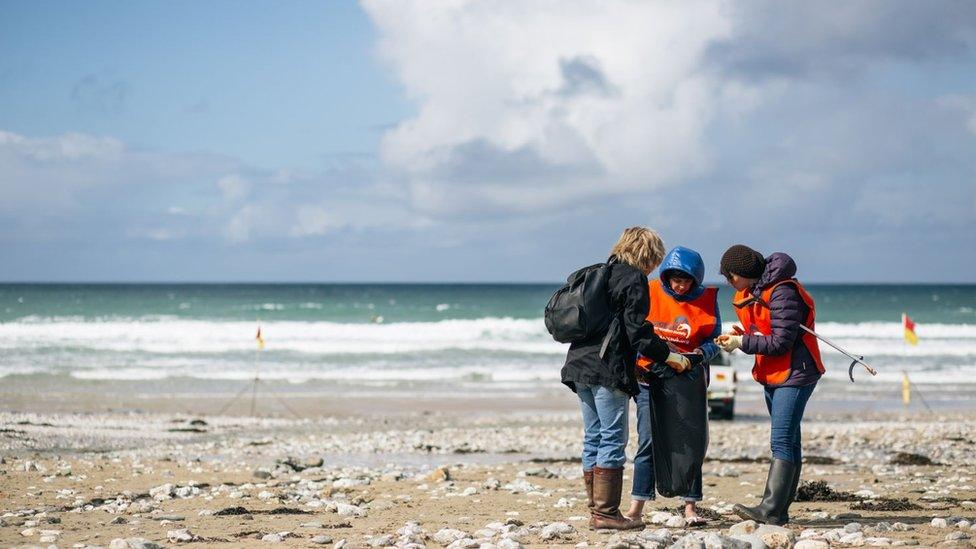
[795,480,858,502]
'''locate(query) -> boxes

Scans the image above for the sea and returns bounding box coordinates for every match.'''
[1,283,974,402]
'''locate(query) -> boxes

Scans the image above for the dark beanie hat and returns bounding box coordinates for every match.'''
[720,244,766,279]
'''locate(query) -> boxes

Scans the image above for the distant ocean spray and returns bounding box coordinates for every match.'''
[1,284,974,386]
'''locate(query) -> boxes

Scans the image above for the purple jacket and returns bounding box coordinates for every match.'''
[739,253,821,387]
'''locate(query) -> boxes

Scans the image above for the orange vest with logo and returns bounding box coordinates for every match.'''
[636,280,718,369]
[733,279,825,386]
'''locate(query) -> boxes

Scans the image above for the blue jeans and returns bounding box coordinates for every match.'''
[576,383,629,470]
[632,383,702,502]
[764,383,816,464]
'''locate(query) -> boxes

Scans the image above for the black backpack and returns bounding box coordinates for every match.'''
[544,261,614,343]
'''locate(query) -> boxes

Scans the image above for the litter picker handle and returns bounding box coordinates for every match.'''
[799,325,877,381]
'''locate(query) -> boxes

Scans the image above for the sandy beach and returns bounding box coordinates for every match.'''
[2,382,975,549]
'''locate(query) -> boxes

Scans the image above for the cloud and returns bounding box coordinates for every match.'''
[939,94,976,135]
[362,0,737,214]
[707,1,976,79]
[362,0,976,219]
[216,174,251,202]
[291,205,345,237]
[0,129,405,247]
[71,73,130,114]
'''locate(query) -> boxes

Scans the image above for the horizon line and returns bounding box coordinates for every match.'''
[1,280,974,286]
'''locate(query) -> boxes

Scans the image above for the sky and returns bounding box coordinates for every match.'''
[1,0,975,283]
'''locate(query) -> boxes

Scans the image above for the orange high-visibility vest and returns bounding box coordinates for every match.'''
[636,280,718,369]
[733,279,825,386]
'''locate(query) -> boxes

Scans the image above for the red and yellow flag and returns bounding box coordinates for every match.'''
[902,313,918,345]
[255,326,265,350]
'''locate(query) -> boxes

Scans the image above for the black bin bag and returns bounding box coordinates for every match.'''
[647,353,709,498]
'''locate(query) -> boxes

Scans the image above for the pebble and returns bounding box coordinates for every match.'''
[426,467,450,482]
[669,533,706,548]
[262,533,284,543]
[665,515,688,528]
[932,517,949,528]
[167,528,196,542]
[650,511,672,524]
[846,522,863,533]
[892,522,912,531]
[946,532,970,541]
[311,535,333,544]
[794,541,829,549]
[729,520,758,536]
[730,534,768,549]
[754,524,795,549]
[539,522,575,541]
[336,503,366,517]
[704,532,752,549]
[110,539,164,549]
[433,528,469,545]
[838,532,864,546]
[368,534,395,546]
[957,520,972,529]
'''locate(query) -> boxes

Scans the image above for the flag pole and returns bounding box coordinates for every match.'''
[902,370,933,412]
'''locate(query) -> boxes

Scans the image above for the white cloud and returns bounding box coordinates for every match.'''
[291,205,344,237]
[216,174,250,202]
[0,128,404,245]
[362,0,741,213]
[938,94,976,135]
[224,204,258,242]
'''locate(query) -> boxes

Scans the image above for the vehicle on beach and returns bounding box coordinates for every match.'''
[708,351,737,420]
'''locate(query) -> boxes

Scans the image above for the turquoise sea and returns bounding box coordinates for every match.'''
[0,283,974,388]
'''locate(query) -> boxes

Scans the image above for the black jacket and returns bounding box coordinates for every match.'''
[560,259,671,396]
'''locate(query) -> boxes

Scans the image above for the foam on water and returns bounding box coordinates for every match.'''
[1,316,973,384]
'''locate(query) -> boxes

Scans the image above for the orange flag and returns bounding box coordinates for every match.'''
[902,313,918,345]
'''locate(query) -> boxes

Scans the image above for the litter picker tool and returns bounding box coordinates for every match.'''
[798,325,877,382]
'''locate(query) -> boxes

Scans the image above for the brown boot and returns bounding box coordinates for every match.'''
[583,469,595,511]
[590,467,643,530]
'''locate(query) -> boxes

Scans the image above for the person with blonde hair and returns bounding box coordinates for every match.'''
[559,227,692,530]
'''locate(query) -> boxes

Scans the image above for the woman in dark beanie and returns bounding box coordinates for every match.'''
[716,244,825,526]
[561,227,691,530]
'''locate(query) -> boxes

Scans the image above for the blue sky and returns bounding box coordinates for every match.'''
[1,1,975,282]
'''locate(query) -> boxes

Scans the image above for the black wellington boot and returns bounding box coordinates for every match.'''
[781,463,802,524]
[733,458,797,525]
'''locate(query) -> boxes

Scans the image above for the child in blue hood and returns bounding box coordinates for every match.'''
[625,246,721,526]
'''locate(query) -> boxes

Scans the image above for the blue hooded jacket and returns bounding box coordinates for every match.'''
[656,246,721,363]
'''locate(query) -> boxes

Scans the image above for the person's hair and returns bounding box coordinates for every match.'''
[610,227,665,274]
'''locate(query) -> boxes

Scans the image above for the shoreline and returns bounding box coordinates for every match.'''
[2,374,974,418]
